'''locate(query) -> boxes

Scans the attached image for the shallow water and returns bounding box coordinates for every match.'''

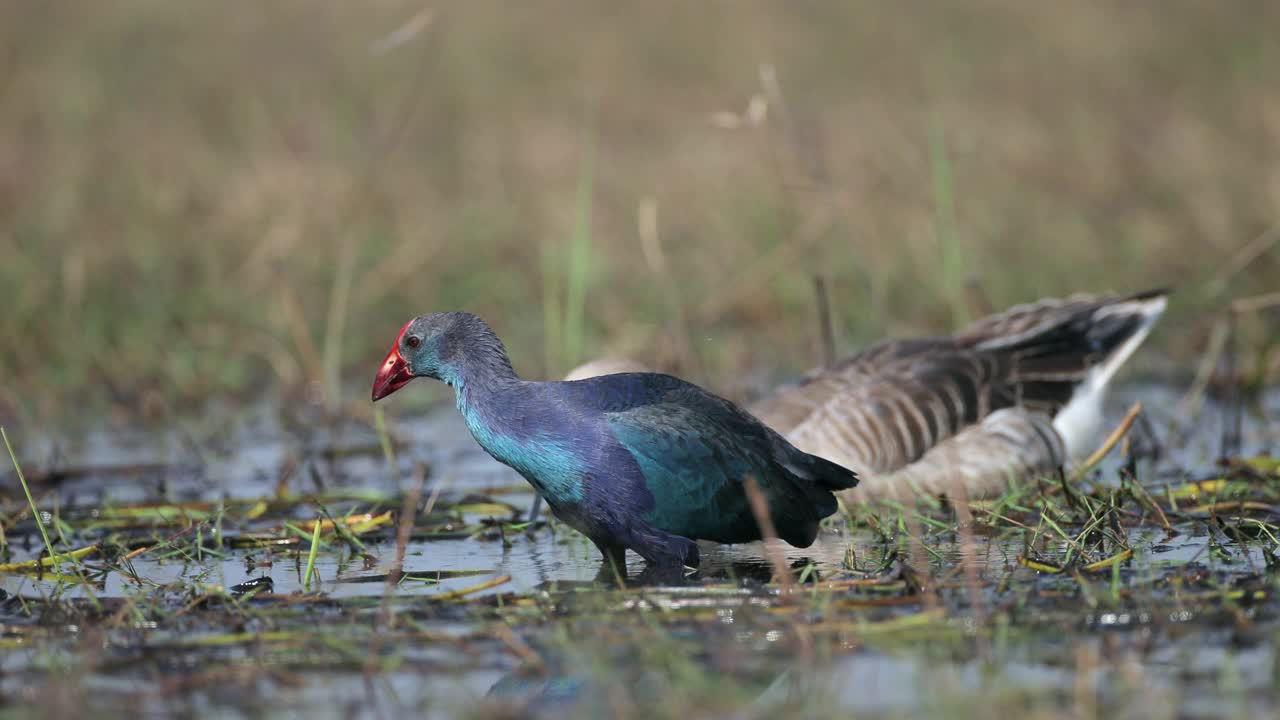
[2,382,1278,717]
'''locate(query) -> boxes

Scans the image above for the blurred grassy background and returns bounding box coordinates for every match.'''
[1,1,1277,426]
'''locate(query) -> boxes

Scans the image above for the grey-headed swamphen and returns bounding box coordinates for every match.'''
[371,312,857,573]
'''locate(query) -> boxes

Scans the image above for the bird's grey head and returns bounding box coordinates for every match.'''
[371,312,514,400]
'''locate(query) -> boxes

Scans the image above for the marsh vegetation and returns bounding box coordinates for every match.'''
[2,3,1279,718]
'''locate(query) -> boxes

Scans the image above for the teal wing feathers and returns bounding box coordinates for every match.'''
[605,399,834,547]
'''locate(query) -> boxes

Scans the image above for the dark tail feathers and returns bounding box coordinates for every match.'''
[804,452,860,491]
[958,289,1168,402]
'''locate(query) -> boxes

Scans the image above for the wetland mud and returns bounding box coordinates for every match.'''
[1,383,1278,718]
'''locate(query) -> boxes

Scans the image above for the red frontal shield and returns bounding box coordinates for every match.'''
[372,323,416,401]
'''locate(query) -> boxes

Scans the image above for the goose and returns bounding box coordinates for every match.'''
[562,357,652,382]
[567,289,1167,503]
[749,289,1168,500]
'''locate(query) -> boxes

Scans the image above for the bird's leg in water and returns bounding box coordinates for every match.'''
[622,522,701,570]
[593,540,628,583]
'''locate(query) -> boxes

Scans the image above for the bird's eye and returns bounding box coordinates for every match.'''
[406,335,421,349]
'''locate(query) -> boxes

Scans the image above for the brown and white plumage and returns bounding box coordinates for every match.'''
[750,290,1168,500]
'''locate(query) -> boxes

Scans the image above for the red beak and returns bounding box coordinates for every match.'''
[372,344,415,401]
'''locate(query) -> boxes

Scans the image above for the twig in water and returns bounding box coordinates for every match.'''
[1219,310,1242,461]
[493,623,544,670]
[387,467,428,615]
[1123,468,1174,536]
[743,476,796,598]
[433,574,511,602]
[363,465,428,686]
[1130,410,1163,464]
[1176,316,1230,424]
[901,496,938,612]
[953,487,988,657]
[1073,402,1144,480]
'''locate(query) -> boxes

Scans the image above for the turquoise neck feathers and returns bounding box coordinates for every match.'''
[454,379,585,506]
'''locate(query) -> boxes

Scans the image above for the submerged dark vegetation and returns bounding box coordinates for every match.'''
[2,2,1280,718]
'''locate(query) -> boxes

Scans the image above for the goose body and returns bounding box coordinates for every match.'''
[563,357,651,381]
[568,290,1167,501]
[749,290,1168,499]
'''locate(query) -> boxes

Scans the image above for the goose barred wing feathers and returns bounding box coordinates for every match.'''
[750,290,1167,498]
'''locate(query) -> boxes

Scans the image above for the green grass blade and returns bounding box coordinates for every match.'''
[563,127,596,368]
[2,427,61,568]
[304,514,322,590]
[929,119,967,328]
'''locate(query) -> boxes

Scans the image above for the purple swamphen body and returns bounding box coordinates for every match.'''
[371,312,858,572]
